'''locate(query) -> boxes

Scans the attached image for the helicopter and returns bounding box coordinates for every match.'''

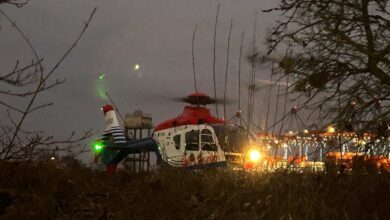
[93,92,263,173]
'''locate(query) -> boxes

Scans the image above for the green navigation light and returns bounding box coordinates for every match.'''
[92,141,104,153]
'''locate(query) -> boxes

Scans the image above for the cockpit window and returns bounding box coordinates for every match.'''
[185,130,199,151]
[211,124,249,152]
[201,129,212,142]
[201,129,217,151]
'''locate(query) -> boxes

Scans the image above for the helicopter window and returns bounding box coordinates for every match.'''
[201,129,217,151]
[201,129,213,142]
[173,135,181,150]
[185,130,199,151]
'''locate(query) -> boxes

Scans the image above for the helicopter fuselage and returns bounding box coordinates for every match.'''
[154,124,226,168]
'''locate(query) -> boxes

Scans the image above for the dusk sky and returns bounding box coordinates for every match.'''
[0,0,292,159]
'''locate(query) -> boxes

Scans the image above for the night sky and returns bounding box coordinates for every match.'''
[0,0,292,161]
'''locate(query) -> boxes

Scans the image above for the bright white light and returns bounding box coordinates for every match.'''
[134,64,140,71]
[249,149,261,162]
[327,126,335,133]
[50,156,55,160]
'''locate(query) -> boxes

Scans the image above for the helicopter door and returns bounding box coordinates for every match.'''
[200,129,219,164]
[184,130,200,166]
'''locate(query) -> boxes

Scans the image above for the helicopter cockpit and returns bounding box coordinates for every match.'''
[211,124,250,153]
[211,124,263,169]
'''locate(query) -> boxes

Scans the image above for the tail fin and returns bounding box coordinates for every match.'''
[101,105,126,144]
[97,105,126,174]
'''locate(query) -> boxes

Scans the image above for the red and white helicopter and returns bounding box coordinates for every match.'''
[93,92,263,173]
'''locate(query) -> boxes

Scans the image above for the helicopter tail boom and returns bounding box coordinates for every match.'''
[95,105,158,174]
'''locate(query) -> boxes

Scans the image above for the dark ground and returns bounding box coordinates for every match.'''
[0,159,389,220]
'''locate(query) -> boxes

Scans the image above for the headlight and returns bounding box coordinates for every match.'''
[249,149,261,162]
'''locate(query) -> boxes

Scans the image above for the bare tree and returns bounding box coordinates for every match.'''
[264,0,390,136]
[0,0,28,7]
[0,4,96,160]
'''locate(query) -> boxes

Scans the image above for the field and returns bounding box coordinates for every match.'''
[0,159,389,220]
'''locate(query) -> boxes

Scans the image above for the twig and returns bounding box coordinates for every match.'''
[247,16,257,134]
[223,18,233,121]
[192,24,199,106]
[238,31,245,113]
[212,4,220,117]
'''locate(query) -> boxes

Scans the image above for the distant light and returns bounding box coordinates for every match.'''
[249,149,261,162]
[327,126,335,133]
[303,129,309,134]
[134,64,140,71]
[99,74,105,80]
[50,156,55,160]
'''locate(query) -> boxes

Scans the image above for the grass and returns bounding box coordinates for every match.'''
[0,159,389,219]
